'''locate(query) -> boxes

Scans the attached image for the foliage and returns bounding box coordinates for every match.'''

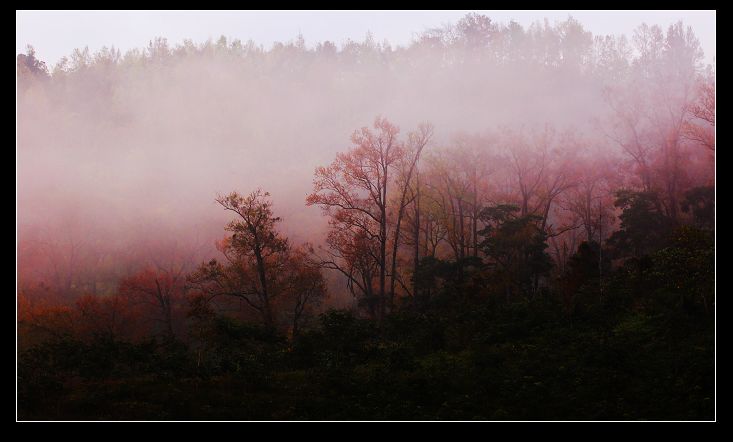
[607,190,674,258]
[478,204,553,299]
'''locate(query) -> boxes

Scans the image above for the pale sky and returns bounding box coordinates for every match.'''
[17,10,716,67]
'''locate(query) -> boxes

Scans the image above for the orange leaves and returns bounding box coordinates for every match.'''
[18,293,75,342]
[18,291,145,347]
[307,116,434,315]
[118,266,186,338]
[119,267,181,302]
[190,189,327,330]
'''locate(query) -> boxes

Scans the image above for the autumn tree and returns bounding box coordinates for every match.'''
[422,151,472,263]
[604,22,705,221]
[559,153,615,244]
[188,190,325,332]
[388,123,433,307]
[550,150,617,275]
[307,117,400,319]
[683,68,715,152]
[74,293,140,341]
[119,267,185,339]
[281,246,327,337]
[308,117,433,318]
[602,79,655,193]
[188,190,289,329]
[402,174,449,302]
[500,125,579,235]
[503,126,549,218]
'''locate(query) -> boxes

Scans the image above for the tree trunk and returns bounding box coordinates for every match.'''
[472,173,478,257]
[458,198,465,260]
[413,175,420,303]
[253,244,273,329]
[379,178,387,322]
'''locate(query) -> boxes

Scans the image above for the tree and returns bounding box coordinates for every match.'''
[423,150,472,263]
[282,246,327,337]
[17,45,49,91]
[502,125,578,233]
[307,117,404,319]
[188,190,325,332]
[557,241,612,315]
[683,69,715,152]
[504,126,549,218]
[119,267,185,339]
[455,13,496,52]
[681,185,714,230]
[647,225,714,314]
[75,293,139,341]
[604,22,704,221]
[478,204,552,300]
[188,189,289,329]
[602,81,655,192]
[388,123,433,307]
[559,152,617,244]
[415,134,498,297]
[606,190,673,259]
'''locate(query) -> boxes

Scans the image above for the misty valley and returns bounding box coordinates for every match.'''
[17,12,714,421]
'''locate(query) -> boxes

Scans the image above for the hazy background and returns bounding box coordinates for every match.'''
[17,10,716,67]
[17,10,715,307]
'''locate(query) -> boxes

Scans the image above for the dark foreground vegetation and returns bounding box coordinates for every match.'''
[19,219,714,420]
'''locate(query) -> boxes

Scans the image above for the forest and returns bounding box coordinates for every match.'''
[17,13,715,420]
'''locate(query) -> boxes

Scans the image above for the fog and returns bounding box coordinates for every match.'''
[17,14,714,307]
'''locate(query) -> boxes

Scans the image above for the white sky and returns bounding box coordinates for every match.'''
[17,10,716,67]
